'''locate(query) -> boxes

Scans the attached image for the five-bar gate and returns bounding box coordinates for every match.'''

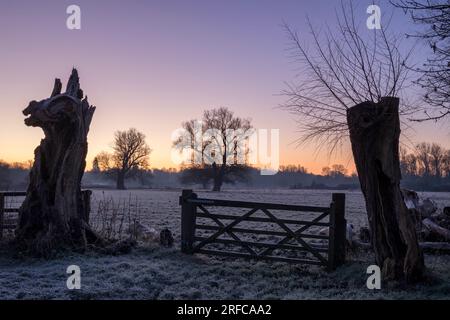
[180,189,346,270]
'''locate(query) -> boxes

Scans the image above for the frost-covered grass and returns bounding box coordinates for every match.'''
[0,189,449,300]
[0,245,449,300]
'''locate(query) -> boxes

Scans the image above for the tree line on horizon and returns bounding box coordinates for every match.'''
[400,142,450,191]
[3,141,450,192]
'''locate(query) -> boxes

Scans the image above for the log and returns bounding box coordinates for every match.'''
[347,97,424,283]
[420,242,450,252]
[16,69,100,256]
[353,239,372,249]
[422,218,450,242]
[354,239,450,254]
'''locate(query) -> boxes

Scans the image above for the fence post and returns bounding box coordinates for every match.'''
[328,193,346,271]
[0,194,4,240]
[180,189,197,254]
[81,190,92,223]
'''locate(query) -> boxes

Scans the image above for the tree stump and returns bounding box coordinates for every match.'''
[347,97,425,283]
[16,69,101,256]
[160,228,174,247]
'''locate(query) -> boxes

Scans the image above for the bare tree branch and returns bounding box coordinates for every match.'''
[281,0,415,150]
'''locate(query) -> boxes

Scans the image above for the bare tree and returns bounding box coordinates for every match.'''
[93,151,113,172]
[330,164,348,177]
[282,1,424,282]
[173,119,209,166]
[401,142,450,179]
[203,107,253,191]
[321,164,348,177]
[321,166,331,176]
[400,147,419,176]
[415,142,432,176]
[113,129,151,189]
[430,143,445,178]
[174,107,253,191]
[392,0,450,121]
[444,149,450,178]
[96,129,151,190]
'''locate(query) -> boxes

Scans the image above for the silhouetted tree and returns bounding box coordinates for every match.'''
[401,142,449,180]
[430,143,445,178]
[415,142,432,177]
[17,69,100,256]
[321,164,347,177]
[179,165,213,189]
[393,0,450,121]
[95,129,151,189]
[282,1,424,282]
[174,107,253,191]
[400,147,419,176]
[330,164,348,177]
[93,151,113,172]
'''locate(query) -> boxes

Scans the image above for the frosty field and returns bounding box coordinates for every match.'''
[0,189,449,300]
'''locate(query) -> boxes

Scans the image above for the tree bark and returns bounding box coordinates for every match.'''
[212,162,225,191]
[16,69,101,257]
[116,170,126,190]
[347,97,425,283]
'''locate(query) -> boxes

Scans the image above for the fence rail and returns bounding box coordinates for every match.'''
[180,189,346,270]
[0,192,26,240]
[0,190,92,239]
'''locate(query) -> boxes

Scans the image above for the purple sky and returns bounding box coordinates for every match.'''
[0,0,448,173]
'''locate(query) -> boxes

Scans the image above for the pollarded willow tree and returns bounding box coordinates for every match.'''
[17,69,102,256]
[282,2,424,282]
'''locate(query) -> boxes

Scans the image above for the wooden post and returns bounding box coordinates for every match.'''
[180,189,197,254]
[81,190,92,223]
[328,193,346,271]
[0,194,4,240]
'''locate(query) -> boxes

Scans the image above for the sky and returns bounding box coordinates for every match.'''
[0,0,448,174]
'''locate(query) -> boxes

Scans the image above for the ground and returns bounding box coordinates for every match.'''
[0,189,449,300]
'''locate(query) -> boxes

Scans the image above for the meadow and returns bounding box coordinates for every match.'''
[0,188,449,300]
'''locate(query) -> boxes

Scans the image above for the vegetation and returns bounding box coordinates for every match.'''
[393,0,450,121]
[400,142,450,191]
[281,1,426,282]
[173,107,253,191]
[93,128,152,190]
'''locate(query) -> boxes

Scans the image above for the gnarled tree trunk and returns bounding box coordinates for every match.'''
[116,170,126,190]
[347,97,425,283]
[212,162,225,191]
[16,69,101,256]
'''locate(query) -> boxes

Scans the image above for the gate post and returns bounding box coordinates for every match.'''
[180,189,197,254]
[0,194,4,240]
[81,190,92,223]
[328,193,346,271]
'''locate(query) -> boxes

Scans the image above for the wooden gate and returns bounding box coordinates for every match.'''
[180,189,346,270]
[0,192,26,240]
